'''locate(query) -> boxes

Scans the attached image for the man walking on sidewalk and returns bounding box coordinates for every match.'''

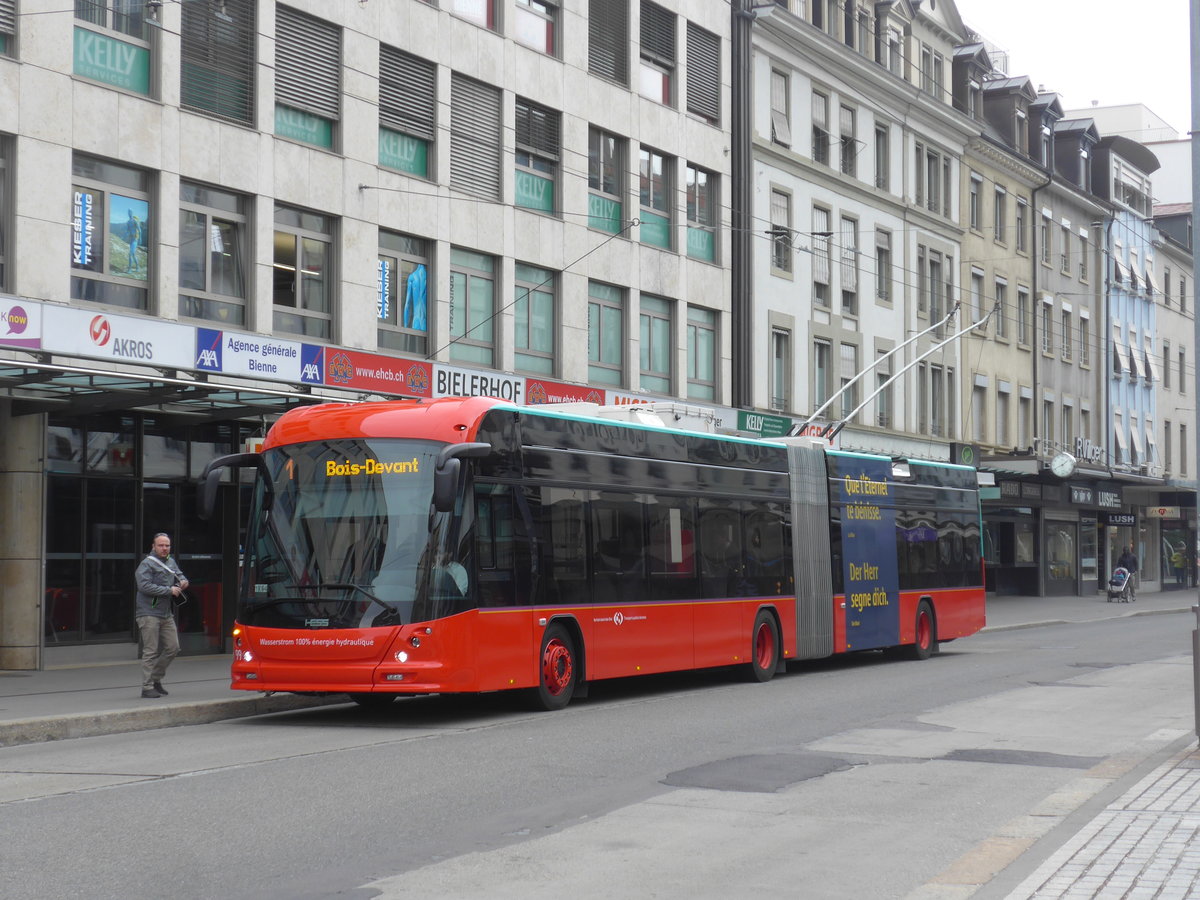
[134,533,189,698]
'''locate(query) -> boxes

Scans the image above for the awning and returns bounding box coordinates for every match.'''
[1144,336,1162,382]
[1129,423,1144,461]
[1113,425,1129,459]
[1128,342,1145,379]
[0,357,369,422]
[1112,325,1130,374]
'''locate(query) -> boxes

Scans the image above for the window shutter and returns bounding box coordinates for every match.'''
[451,73,502,200]
[588,0,628,84]
[686,22,719,123]
[640,1,675,65]
[180,0,256,124]
[275,6,341,120]
[515,99,560,160]
[380,46,436,140]
[0,0,15,37]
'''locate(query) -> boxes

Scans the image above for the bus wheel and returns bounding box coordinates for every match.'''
[909,601,937,661]
[534,624,577,711]
[747,611,780,683]
[349,692,397,710]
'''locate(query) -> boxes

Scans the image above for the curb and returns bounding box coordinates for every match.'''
[0,693,347,748]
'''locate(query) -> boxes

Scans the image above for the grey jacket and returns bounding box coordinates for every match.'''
[135,554,186,618]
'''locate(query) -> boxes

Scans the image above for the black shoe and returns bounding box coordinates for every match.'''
[141,688,161,699]
[153,681,168,695]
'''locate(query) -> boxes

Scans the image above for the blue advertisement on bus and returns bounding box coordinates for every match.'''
[834,455,900,650]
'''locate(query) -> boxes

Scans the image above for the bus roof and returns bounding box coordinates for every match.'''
[263,396,513,449]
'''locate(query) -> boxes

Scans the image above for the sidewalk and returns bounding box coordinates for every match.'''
[2,588,1198,899]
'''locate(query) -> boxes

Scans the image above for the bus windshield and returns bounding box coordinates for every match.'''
[240,438,471,629]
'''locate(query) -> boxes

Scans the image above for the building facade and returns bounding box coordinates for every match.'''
[0,0,734,668]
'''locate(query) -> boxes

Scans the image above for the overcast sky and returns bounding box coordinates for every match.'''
[955,0,1192,138]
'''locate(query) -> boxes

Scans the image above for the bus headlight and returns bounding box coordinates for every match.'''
[395,650,409,662]
[410,636,421,648]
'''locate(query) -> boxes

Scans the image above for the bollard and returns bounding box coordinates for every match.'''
[1194,605,1200,739]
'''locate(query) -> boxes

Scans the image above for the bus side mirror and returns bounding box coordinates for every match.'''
[432,442,491,512]
[198,452,268,520]
[433,458,461,512]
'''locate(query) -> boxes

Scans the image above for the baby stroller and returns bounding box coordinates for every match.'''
[1107,566,1134,603]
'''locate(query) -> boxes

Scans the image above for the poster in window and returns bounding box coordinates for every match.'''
[71,188,102,272]
[404,264,428,332]
[109,195,149,281]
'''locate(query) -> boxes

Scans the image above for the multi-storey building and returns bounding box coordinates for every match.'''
[1151,203,1197,589]
[749,0,977,461]
[0,0,732,668]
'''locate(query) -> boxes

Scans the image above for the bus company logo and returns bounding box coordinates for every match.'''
[89,315,111,347]
[3,305,28,336]
[406,365,430,395]
[526,382,549,404]
[327,352,353,384]
[613,611,624,626]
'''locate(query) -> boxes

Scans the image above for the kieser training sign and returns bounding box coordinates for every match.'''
[42,305,196,369]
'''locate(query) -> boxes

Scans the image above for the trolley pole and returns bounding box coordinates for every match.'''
[1194,606,1200,738]
[1190,0,1200,740]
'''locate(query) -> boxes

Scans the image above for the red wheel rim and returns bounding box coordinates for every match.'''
[754,621,775,670]
[916,610,931,650]
[541,638,573,696]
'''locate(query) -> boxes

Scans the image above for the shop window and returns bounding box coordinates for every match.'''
[639,1,675,105]
[74,0,152,94]
[686,305,716,401]
[0,1,12,55]
[71,154,153,310]
[686,163,716,262]
[274,6,341,149]
[587,127,625,234]
[449,247,495,366]
[515,0,557,55]
[273,205,334,339]
[379,46,436,178]
[179,182,248,326]
[514,263,556,375]
[0,135,8,290]
[181,0,255,124]
[639,294,673,394]
[587,280,624,386]
[448,0,497,31]
[514,98,560,214]
[377,231,430,356]
[638,147,671,249]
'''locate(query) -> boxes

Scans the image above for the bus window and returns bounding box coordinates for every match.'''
[525,485,588,606]
[697,500,742,599]
[745,504,788,596]
[474,484,525,608]
[647,495,697,600]
[592,492,646,605]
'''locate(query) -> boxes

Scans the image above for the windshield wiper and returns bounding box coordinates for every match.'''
[318,582,398,611]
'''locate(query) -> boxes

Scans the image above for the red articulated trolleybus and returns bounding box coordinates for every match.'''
[200,396,985,710]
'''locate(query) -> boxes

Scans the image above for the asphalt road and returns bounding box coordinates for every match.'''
[1,613,1193,900]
